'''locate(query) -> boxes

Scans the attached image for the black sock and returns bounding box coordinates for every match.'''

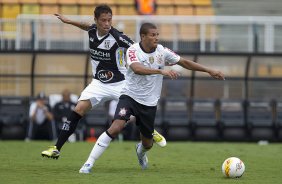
[55,111,82,151]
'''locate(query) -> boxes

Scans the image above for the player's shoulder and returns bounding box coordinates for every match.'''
[156,44,165,50]
[110,27,134,45]
[131,42,139,48]
[110,27,123,35]
[88,24,97,31]
[110,27,128,38]
[158,44,177,54]
[126,43,138,51]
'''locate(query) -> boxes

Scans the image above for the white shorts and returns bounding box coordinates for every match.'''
[78,79,125,108]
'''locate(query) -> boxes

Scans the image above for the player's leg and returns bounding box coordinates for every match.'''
[113,83,167,147]
[41,79,106,159]
[79,119,127,173]
[135,104,156,169]
[136,134,153,170]
[41,100,91,159]
[125,116,166,147]
[79,95,132,173]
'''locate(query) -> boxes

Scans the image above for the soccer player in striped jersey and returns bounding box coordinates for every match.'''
[41,4,166,160]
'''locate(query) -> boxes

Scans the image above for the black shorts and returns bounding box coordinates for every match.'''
[113,95,157,139]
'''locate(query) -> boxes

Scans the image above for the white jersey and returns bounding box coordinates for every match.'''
[123,43,180,106]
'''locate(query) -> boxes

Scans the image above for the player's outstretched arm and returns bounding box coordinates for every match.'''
[54,13,92,31]
[176,57,225,80]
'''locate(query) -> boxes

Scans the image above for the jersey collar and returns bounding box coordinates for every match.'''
[139,42,156,54]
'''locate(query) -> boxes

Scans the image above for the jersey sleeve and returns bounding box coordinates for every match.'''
[118,34,134,48]
[111,27,134,48]
[163,47,180,65]
[126,47,140,66]
[87,24,96,31]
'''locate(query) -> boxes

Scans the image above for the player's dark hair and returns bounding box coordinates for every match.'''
[140,22,157,36]
[94,4,112,19]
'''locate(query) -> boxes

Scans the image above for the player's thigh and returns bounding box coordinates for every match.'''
[107,80,125,100]
[137,105,157,140]
[78,79,124,107]
[113,95,135,121]
[74,100,92,115]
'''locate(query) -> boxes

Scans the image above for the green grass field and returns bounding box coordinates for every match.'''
[0,141,281,184]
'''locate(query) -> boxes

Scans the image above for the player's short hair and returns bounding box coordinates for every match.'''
[94,4,112,19]
[140,22,157,36]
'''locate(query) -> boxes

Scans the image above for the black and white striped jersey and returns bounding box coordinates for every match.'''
[88,24,134,83]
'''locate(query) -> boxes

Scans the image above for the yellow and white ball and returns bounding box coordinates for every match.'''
[222,157,245,178]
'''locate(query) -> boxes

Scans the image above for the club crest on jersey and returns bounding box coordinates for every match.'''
[97,70,114,82]
[90,37,94,42]
[104,40,110,49]
[119,108,127,117]
[149,56,154,64]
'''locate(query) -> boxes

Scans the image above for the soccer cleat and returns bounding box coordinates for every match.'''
[152,130,167,147]
[79,163,93,174]
[135,143,148,170]
[41,146,60,159]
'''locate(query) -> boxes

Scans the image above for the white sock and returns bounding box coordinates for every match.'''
[85,132,112,165]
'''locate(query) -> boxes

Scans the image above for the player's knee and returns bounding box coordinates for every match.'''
[74,100,91,116]
[107,120,126,138]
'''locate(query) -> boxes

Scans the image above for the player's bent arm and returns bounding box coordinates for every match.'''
[54,13,91,31]
[130,63,179,79]
[177,57,225,80]
[130,62,162,75]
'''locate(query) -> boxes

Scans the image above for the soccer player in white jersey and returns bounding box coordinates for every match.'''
[41,4,166,160]
[78,22,225,173]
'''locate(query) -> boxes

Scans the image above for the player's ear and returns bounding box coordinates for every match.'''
[94,17,97,23]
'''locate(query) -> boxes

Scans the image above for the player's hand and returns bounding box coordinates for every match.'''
[208,70,225,80]
[161,70,180,80]
[54,13,70,24]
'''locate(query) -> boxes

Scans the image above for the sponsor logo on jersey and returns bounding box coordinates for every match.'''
[90,37,94,42]
[104,40,110,49]
[118,108,127,117]
[97,70,114,82]
[149,56,154,64]
[128,49,137,62]
[90,49,110,58]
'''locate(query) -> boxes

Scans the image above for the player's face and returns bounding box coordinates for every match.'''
[95,12,112,36]
[143,28,159,49]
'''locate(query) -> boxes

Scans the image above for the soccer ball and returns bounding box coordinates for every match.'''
[222,157,245,178]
